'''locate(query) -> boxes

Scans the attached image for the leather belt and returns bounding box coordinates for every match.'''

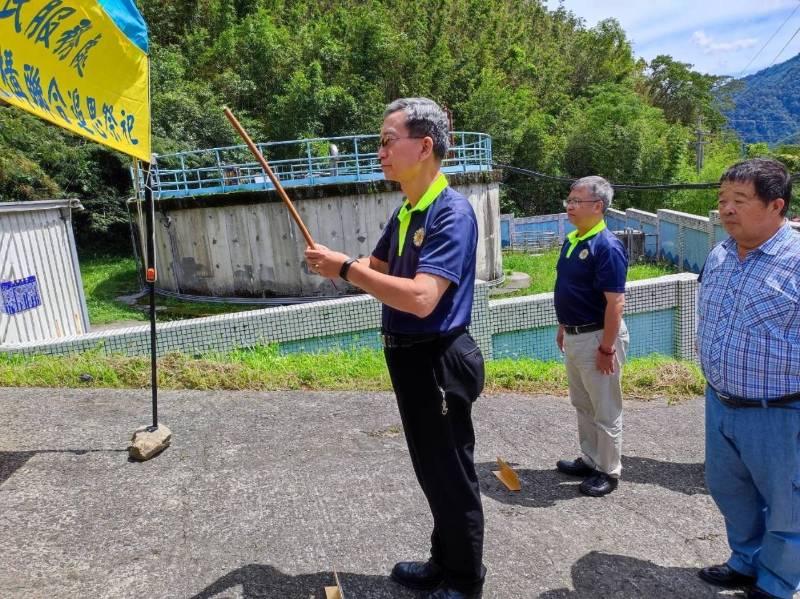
[713,387,800,409]
[381,328,465,349]
[562,323,603,335]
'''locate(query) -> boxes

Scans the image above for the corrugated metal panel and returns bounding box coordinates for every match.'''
[0,200,88,345]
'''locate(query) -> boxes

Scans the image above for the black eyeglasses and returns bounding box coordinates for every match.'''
[563,198,601,207]
[379,136,426,148]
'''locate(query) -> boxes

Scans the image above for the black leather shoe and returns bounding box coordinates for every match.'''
[427,586,483,599]
[747,586,780,598]
[556,457,594,477]
[391,560,444,591]
[579,471,618,496]
[697,564,756,589]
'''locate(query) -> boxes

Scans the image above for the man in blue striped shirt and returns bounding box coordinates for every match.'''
[697,158,800,599]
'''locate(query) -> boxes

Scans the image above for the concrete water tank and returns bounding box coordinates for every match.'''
[140,171,503,298]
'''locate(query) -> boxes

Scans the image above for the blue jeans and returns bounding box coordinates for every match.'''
[705,385,800,598]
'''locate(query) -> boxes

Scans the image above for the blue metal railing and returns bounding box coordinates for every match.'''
[133,132,492,200]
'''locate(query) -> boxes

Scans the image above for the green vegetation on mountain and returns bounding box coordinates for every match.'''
[2,0,797,250]
[723,53,800,145]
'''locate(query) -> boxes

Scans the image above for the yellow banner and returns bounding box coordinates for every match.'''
[0,0,150,161]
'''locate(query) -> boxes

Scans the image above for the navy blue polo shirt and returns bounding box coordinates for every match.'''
[372,182,477,335]
[554,222,627,326]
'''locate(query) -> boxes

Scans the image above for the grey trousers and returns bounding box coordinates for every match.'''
[563,321,629,477]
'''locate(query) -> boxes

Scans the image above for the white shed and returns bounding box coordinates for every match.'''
[0,199,89,345]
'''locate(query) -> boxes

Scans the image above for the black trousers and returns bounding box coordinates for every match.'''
[383,330,486,592]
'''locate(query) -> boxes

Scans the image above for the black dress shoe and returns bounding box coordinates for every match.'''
[698,564,756,589]
[391,560,444,591]
[556,457,594,477]
[747,586,780,598]
[427,586,483,599]
[579,471,618,496]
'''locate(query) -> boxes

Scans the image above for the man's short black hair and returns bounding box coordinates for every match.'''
[720,158,792,216]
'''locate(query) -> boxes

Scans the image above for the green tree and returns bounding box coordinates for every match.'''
[644,55,728,129]
[567,19,636,96]
[3,0,726,249]
[562,84,688,210]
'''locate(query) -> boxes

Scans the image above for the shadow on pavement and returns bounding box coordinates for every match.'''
[189,564,416,598]
[477,455,707,507]
[538,551,736,598]
[0,449,128,486]
[621,456,707,495]
[477,460,582,508]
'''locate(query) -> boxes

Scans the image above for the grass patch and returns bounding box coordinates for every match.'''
[0,349,704,401]
[497,249,677,297]
[80,253,264,325]
[622,355,705,401]
[81,254,146,324]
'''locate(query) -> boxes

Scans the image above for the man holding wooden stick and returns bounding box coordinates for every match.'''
[306,97,486,599]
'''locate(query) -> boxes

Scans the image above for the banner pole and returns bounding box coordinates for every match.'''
[223,107,315,247]
[126,56,171,462]
[143,160,158,430]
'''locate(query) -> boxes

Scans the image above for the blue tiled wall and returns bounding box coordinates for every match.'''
[659,221,679,267]
[515,220,560,237]
[278,329,382,355]
[625,309,675,357]
[490,309,676,362]
[501,210,731,269]
[492,325,562,361]
[683,228,708,273]
[641,223,658,258]
[606,214,626,231]
[713,224,726,246]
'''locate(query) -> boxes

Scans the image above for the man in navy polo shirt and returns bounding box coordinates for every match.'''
[553,175,629,497]
[305,97,485,599]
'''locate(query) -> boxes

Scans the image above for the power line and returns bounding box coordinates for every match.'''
[723,4,800,124]
[495,163,800,190]
[767,21,800,68]
[737,2,800,76]
[727,118,800,125]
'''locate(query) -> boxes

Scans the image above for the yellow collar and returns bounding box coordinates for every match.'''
[396,173,448,256]
[565,220,606,258]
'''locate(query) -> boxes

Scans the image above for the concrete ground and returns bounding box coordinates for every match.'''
[0,388,738,598]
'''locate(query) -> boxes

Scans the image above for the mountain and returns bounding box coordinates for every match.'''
[723,53,800,145]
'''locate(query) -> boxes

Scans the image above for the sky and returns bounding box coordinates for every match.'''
[545,0,800,77]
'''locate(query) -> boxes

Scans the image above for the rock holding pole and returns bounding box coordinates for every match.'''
[128,424,172,461]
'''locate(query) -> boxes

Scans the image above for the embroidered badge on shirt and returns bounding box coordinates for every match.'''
[579,249,589,260]
[413,227,425,247]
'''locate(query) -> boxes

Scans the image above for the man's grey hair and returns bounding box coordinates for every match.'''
[384,97,449,160]
[571,175,614,212]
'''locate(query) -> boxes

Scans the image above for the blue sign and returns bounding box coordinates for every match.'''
[1,275,41,315]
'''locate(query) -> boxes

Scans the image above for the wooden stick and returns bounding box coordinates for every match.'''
[223,107,315,247]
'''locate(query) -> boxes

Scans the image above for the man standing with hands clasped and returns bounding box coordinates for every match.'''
[697,158,800,599]
[305,97,486,599]
[554,176,629,497]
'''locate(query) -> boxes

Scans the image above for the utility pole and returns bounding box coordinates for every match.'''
[693,115,708,173]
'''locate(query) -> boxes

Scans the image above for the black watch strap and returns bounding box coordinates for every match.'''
[339,257,358,281]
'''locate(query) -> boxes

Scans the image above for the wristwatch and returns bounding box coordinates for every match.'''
[597,344,616,356]
[339,257,358,281]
